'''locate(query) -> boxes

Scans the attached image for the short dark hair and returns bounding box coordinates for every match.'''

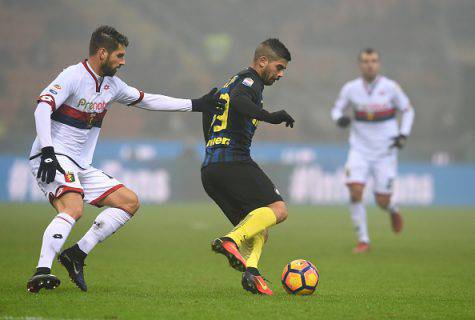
[254,38,291,62]
[89,25,129,56]
[358,47,379,60]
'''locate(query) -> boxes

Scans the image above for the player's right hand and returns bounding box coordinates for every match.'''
[336,116,351,128]
[191,88,226,115]
[37,146,65,184]
[268,110,295,128]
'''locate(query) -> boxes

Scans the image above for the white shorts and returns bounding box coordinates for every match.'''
[30,154,123,206]
[344,149,397,194]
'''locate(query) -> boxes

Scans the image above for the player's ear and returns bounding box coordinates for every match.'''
[98,48,108,61]
[258,56,268,69]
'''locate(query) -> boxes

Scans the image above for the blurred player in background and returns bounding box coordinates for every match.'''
[201,39,294,295]
[27,25,224,293]
[332,48,415,253]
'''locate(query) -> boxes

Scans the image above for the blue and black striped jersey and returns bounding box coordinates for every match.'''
[202,68,264,167]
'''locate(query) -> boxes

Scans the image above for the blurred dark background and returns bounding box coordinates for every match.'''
[0,0,474,162]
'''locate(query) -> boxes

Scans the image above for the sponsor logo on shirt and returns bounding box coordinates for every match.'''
[77,98,107,112]
[206,136,231,147]
[53,84,62,90]
[49,89,58,95]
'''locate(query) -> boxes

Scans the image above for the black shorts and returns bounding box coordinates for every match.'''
[201,160,283,226]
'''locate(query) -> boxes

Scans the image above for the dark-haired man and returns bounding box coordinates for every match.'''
[27,25,224,293]
[201,38,294,295]
[331,48,415,253]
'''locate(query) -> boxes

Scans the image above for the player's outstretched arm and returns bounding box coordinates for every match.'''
[129,91,224,114]
[191,88,226,114]
[115,79,224,115]
[231,94,295,128]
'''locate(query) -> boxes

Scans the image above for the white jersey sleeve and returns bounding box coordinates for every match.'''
[35,67,77,148]
[113,77,192,111]
[392,82,415,136]
[331,83,351,122]
[37,66,77,111]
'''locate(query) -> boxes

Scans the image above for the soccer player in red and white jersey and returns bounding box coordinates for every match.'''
[27,25,224,293]
[331,48,415,253]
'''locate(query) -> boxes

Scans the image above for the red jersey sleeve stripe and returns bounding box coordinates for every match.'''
[37,94,56,111]
[127,90,145,106]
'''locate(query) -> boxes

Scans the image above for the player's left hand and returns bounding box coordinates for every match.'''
[268,110,295,128]
[191,88,226,115]
[37,146,65,184]
[390,134,407,149]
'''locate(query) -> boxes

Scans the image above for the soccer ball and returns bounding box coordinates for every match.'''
[281,259,319,295]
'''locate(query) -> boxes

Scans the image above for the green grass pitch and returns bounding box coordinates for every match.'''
[0,203,474,319]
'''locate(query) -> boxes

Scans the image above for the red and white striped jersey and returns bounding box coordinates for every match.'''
[331,76,414,159]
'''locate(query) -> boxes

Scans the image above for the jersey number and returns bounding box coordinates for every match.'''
[212,93,230,132]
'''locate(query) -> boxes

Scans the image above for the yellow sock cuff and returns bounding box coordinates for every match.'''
[226,207,276,246]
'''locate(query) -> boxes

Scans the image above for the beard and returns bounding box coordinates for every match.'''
[100,59,119,77]
[262,69,275,85]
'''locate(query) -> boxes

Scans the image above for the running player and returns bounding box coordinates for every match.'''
[331,48,415,253]
[27,25,224,293]
[201,39,294,295]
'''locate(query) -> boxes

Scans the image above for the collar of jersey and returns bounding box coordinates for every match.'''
[82,59,104,92]
[362,75,381,95]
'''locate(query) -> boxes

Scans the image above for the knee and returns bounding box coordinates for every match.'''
[268,201,288,224]
[61,203,83,220]
[54,194,83,220]
[121,191,140,215]
[375,194,390,209]
[348,185,364,203]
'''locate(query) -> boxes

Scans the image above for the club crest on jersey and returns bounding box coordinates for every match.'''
[53,84,62,90]
[104,84,110,90]
[242,77,254,87]
[64,171,76,183]
[49,89,58,95]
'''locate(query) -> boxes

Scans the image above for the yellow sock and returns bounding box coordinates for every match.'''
[226,207,276,247]
[242,232,265,269]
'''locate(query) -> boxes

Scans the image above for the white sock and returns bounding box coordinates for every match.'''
[37,213,76,269]
[77,208,131,254]
[350,202,370,243]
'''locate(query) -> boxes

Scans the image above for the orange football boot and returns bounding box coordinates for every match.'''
[211,237,247,272]
[242,268,273,295]
[353,242,370,253]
